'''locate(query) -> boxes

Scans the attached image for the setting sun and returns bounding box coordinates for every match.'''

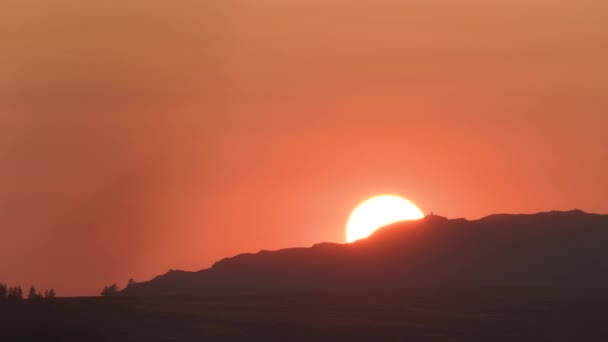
[346,195,424,243]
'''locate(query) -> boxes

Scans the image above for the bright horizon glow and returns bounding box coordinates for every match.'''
[346,195,424,243]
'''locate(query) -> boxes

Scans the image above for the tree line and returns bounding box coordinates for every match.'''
[2,277,139,301]
[0,283,56,304]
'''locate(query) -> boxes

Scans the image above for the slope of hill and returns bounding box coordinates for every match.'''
[122,210,608,296]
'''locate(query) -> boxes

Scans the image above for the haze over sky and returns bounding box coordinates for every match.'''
[1,0,607,295]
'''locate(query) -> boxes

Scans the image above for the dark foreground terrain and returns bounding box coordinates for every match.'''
[2,289,608,341]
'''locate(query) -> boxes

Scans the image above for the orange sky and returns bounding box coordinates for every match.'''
[1,0,607,296]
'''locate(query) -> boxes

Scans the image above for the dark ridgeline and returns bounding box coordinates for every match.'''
[122,210,608,296]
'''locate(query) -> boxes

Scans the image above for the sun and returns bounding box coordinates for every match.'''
[346,195,424,243]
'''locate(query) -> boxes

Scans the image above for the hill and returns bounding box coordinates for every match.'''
[122,210,608,295]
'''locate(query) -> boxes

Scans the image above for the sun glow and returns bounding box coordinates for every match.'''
[346,195,424,243]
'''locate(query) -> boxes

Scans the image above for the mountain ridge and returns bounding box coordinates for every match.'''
[122,210,608,296]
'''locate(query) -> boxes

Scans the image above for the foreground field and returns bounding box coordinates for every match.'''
[2,289,608,341]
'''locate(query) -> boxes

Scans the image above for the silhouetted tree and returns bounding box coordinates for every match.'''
[45,289,56,299]
[127,278,138,288]
[0,283,7,303]
[7,286,23,304]
[27,286,45,305]
[101,283,120,296]
[12,286,23,299]
[27,286,36,300]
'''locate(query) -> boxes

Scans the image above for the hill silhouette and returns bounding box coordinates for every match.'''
[122,210,608,296]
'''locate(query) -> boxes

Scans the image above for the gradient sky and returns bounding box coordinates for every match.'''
[1,0,607,296]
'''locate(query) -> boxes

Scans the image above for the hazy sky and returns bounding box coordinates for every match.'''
[1,0,607,295]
